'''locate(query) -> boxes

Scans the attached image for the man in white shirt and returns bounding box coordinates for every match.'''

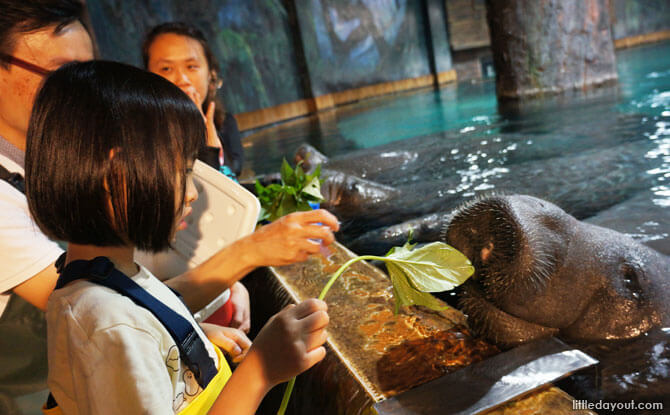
[0,1,339,412]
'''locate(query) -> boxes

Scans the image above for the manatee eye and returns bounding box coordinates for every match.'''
[481,241,494,263]
[621,263,643,300]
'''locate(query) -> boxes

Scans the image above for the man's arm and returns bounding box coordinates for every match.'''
[12,210,339,313]
[165,209,339,312]
[1,179,63,311]
[12,262,58,310]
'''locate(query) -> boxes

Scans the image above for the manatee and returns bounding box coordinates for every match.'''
[296,143,420,183]
[347,211,453,255]
[444,194,670,403]
[445,194,669,346]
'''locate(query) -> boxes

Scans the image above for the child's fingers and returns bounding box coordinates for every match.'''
[304,327,328,351]
[298,309,329,333]
[301,346,327,371]
[231,307,251,333]
[227,329,252,353]
[292,298,327,320]
[210,333,243,358]
[205,326,252,362]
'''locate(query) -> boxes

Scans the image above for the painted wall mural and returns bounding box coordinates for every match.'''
[84,0,667,118]
[611,0,670,40]
[295,0,433,96]
[86,0,306,114]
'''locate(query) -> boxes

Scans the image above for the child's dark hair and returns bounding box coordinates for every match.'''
[25,60,205,252]
[141,21,226,129]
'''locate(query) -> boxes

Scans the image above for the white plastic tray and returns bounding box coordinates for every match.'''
[136,160,260,319]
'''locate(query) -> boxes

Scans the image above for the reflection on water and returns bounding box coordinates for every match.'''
[244,41,670,253]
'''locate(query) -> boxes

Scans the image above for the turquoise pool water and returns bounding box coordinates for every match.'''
[244,41,670,253]
[245,40,669,173]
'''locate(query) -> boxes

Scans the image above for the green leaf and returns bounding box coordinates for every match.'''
[276,195,297,220]
[258,206,270,222]
[280,158,295,186]
[387,262,450,314]
[295,199,313,212]
[254,179,264,195]
[257,158,324,224]
[301,176,324,201]
[295,162,306,186]
[312,164,322,181]
[385,241,474,293]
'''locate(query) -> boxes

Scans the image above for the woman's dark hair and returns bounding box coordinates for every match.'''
[142,21,226,130]
[25,60,205,252]
[0,0,83,64]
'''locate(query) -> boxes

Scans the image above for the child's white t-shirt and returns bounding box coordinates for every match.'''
[46,264,219,414]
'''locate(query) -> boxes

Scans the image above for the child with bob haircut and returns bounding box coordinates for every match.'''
[25,60,329,415]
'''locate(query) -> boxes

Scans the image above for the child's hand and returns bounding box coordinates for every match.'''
[229,282,251,333]
[201,323,251,363]
[249,299,329,386]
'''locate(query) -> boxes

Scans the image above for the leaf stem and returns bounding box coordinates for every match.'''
[318,255,382,300]
[277,377,295,415]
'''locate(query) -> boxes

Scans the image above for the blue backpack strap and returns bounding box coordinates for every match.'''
[54,253,217,388]
[0,163,25,193]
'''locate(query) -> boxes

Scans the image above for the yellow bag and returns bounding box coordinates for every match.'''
[43,346,231,415]
[178,346,231,415]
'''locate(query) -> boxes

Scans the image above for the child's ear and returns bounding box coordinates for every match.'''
[103,148,128,230]
[103,148,122,193]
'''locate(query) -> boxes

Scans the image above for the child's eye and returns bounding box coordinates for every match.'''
[187,65,199,70]
[160,67,172,73]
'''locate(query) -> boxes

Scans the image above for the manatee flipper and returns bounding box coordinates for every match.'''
[460,283,559,348]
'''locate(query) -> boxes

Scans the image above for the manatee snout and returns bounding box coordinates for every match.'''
[446,195,569,295]
[294,144,328,174]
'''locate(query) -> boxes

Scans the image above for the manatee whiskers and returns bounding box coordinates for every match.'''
[445,195,558,299]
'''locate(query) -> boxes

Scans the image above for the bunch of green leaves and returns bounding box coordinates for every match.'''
[277,239,474,414]
[255,159,324,222]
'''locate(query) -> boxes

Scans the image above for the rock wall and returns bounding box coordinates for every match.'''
[486,0,618,99]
